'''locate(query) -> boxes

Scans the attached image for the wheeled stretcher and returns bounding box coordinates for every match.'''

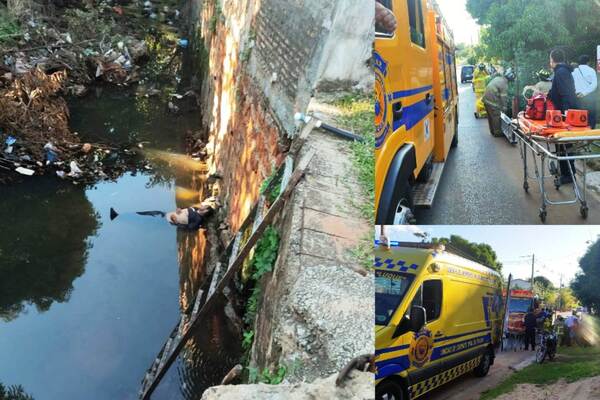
[512,111,600,222]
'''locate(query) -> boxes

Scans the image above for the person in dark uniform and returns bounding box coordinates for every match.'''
[548,48,579,184]
[523,307,537,351]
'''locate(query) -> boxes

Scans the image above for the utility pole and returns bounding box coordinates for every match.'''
[558,274,564,312]
[530,254,535,309]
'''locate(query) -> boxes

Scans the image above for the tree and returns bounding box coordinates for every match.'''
[466,0,600,93]
[432,235,502,273]
[556,288,578,312]
[533,275,556,306]
[0,383,34,400]
[572,238,600,315]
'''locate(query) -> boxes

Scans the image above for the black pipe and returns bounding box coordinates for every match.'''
[318,122,366,143]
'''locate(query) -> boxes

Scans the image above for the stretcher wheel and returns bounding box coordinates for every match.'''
[581,204,589,219]
[523,181,529,192]
[539,209,547,223]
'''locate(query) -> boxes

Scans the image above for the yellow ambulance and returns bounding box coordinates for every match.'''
[375,242,504,400]
[375,0,459,224]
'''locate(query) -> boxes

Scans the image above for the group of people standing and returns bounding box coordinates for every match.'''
[522,308,581,351]
[481,49,599,183]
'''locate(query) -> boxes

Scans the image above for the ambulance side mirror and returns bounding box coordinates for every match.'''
[410,306,426,332]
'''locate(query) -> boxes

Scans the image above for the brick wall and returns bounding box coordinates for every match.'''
[189,0,373,232]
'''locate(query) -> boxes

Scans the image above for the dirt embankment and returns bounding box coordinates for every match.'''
[495,376,600,400]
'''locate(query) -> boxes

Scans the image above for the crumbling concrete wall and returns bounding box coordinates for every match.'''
[201,371,374,400]
[188,0,373,231]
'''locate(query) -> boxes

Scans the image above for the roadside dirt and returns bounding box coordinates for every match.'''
[427,350,536,400]
[495,376,600,400]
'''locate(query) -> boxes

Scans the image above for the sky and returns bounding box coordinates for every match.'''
[438,0,481,45]
[375,225,600,288]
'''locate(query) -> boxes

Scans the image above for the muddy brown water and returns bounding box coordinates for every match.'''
[0,87,241,399]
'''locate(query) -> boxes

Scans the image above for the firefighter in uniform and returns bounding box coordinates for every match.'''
[482,68,516,137]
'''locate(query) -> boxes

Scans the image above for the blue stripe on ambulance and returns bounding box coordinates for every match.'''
[392,99,434,131]
[483,297,491,327]
[375,333,491,380]
[375,344,410,356]
[389,85,433,100]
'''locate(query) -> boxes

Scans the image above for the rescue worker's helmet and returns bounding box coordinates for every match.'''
[537,69,552,82]
[478,63,486,71]
[504,68,516,81]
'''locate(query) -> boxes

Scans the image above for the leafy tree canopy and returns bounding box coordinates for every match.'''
[466,0,600,89]
[432,235,502,273]
[572,238,600,315]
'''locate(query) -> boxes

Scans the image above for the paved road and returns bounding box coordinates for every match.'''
[416,83,600,224]
[427,350,535,400]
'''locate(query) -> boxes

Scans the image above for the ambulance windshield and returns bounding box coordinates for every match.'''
[509,297,533,313]
[375,270,415,326]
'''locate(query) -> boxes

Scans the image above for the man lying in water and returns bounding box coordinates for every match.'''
[165,196,219,230]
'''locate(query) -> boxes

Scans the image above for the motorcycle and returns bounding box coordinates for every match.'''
[536,329,557,363]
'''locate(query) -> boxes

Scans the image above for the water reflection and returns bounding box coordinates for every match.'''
[0,177,99,321]
[151,294,243,400]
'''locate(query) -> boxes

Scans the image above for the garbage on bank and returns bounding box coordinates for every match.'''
[0,0,186,184]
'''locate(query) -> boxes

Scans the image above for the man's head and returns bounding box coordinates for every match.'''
[550,48,567,69]
[578,55,591,66]
[166,208,189,225]
[478,63,486,71]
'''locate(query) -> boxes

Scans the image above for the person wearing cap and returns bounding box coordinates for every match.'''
[572,55,598,128]
[522,69,553,99]
[482,68,516,137]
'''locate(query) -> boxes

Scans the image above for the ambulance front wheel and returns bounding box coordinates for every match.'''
[474,350,493,377]
[375,380,405,400]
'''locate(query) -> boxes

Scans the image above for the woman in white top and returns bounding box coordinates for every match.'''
[572,55,598,128]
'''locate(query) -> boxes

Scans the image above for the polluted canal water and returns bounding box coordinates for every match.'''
[0,88,242,397]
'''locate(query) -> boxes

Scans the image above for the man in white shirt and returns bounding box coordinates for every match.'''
[572,55,598,128]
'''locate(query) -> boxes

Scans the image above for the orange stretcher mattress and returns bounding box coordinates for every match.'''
[517,112,600,139]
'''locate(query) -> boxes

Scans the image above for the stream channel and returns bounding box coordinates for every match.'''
[0,64,241,399]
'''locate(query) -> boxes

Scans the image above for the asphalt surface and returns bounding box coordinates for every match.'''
[427,350,535,400]
[416,83,600,224]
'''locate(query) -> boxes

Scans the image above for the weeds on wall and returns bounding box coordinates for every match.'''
[239,226,283,383]
[259,167,283,206]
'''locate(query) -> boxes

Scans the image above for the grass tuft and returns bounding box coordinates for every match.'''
[331,93,374,222]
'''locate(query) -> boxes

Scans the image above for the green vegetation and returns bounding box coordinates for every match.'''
[0,6,21,45]
[432,235,502,273]
[0,383,33,400]
[481,346,600,400]
[248,365,287,384]
[239,226,282,381]
[466,0,600,91]
[572,238,600,315]
[350,235,374,272]
[333,93,375,222]
[208,0,222,34]
[259,167,282,205]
